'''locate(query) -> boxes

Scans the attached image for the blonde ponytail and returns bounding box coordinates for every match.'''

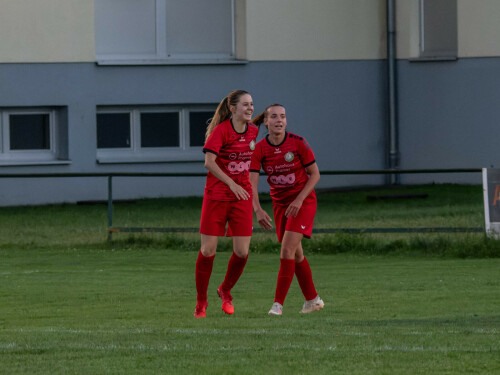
[205,90,250,140]
[206,97,230,139]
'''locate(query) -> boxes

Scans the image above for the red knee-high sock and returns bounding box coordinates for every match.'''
[295,257,318,301]
[195,251,215,304]
[220,252,248,292]
[274,258,295,306]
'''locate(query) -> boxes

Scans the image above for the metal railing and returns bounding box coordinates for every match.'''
[0,168,484,240]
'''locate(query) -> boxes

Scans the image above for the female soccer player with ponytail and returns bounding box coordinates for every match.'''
[194,90,259,318]
[250,104,324,316]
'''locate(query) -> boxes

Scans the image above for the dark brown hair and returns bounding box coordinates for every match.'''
[251,103,284,127]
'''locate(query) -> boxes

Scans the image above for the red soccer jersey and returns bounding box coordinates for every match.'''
[203,119,259,201]
[250,132,316,206]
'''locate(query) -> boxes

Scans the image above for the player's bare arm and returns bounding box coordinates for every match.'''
[285,163,320,218]
[250,172,273,230]
[205,152,250,200]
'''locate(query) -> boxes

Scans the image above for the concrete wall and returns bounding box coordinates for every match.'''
[0,60,387,206]
[245,0,387,60]
[0,0,94,63]
[1,0,500,205]
[2,1,500,63]
[397,57,500,185]
[458,0,500,57]
[396,0,500,59]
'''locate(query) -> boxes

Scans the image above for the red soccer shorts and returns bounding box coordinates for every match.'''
[200,197,253,237]
[273,197,317,243]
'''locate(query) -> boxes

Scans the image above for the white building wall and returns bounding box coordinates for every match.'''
[2,1,500,63]
[1,0,500,206]
[0,0,95,63]
[458,0,500,58]
[396,0,500,59]
[245,0,387,61]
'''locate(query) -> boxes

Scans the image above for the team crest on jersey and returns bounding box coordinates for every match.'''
[284,152,294,162]
[249,140,256,150]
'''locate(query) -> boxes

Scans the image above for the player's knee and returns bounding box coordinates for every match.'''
[201,248,216,257]
[233,247,249,258]
[295,253,304,263]
[280,244,296,259]
[200,243,217,257]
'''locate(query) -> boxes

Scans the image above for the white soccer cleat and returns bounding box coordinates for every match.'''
[268,302,283,316]
[300,296,325,314]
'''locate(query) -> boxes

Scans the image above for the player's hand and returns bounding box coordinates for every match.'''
[229,182,250,200]
[285,198,303,218]
[256,208,273,230]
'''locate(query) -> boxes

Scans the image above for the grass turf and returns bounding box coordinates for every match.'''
[0,183,497,257]
[0,248,499,374]
[0,184,499,373]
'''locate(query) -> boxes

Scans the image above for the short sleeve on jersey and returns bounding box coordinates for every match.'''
[203,123,225,155]
[296,136,315,167]
[249,142,263,173]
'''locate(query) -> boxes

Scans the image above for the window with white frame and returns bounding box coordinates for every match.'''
[419,0,457,59]
[96,106,214,163]
[0,108,65,163]
[95,0,235,64]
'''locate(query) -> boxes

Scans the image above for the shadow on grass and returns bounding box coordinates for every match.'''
[2,231,499,258]
[345,314,500,328]
[27,232,497,259]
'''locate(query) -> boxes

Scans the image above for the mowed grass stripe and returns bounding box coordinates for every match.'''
[1,248,499,374]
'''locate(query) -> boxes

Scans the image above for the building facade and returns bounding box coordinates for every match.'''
[0,0,499,205]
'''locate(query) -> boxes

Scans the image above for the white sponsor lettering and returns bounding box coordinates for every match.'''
[228,161,251,174]
[238,151,253,160]
[270,173,296,185]
[275,163,295,173]
[276,163,295,169]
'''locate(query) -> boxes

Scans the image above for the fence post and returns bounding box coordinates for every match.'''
[107,175,113,241]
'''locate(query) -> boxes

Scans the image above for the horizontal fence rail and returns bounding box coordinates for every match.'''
[0,169,484,240]
[109,227,484,234]
[0,168,483,179]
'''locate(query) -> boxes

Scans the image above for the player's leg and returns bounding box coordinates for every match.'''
[294,242,317,300]
[284,198,324,313]
[194,234,218,318]
[294,241,324,313]
[218,199,252,315]
[293,242,325,314]
[269,230,303,315]
[217,236,250,315]
[221,236,250,292]
[195,199,228,318]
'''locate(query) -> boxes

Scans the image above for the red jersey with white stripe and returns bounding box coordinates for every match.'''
[203,119,259,201]
[250,132,316,206]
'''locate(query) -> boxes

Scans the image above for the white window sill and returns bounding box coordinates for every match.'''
[409,56,458,62]
[96,58,248,66]
[0,160,72,167]
[96,153,204,164]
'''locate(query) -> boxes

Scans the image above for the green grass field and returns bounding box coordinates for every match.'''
[0,184,499,374]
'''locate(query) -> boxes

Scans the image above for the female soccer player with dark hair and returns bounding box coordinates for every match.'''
[194,90,259,318]
[250,104,324,316]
